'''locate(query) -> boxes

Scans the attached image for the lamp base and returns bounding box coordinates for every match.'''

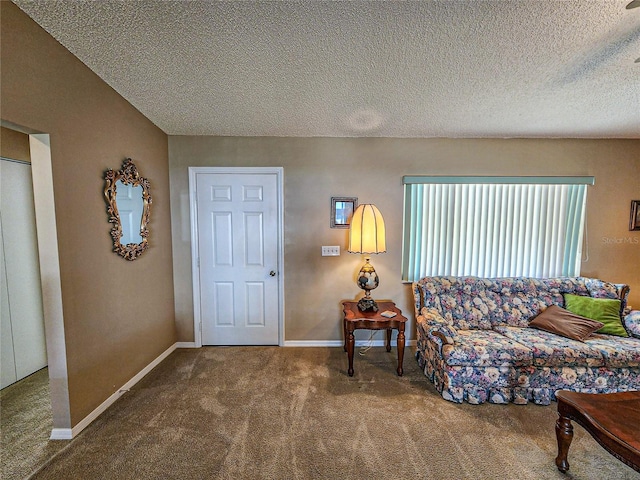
[357,297,378,312]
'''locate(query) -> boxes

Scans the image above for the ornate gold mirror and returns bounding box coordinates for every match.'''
[104,158,152,260]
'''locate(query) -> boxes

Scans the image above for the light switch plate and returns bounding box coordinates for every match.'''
[321,246,340,256]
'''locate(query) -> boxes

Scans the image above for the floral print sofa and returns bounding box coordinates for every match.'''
[413,276,640,405]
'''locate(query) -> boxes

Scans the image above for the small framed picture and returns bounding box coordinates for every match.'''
[331,197,357,228]
[630,200,640,231]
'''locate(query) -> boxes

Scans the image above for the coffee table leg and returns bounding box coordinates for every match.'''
[555,414,574,473]
[347,328,355,377]
[396,326,405,376]
[386,329,392,352]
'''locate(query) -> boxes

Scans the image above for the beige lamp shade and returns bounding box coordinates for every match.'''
[348,204,386,254]
[348,204,386,311]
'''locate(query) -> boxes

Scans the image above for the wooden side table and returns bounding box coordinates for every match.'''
[342,300,408,377]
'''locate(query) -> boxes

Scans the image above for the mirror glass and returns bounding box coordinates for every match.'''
[115,179,144,244]
[104,158,152,260]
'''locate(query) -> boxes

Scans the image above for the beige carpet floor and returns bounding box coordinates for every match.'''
[1,368,69,480]
[2,347,639,479]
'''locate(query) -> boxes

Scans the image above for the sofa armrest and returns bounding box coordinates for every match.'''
[420,307,458,345]
[624,310,640,338]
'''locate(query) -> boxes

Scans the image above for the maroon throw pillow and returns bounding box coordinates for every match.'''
[529,305,604,342]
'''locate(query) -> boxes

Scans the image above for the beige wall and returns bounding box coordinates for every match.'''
[169,136,640,343]
[1,3,176,426]
[1,127,31,162]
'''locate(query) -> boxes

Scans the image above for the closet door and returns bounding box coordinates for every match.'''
[0,159,47,388]
[0,216,17,387]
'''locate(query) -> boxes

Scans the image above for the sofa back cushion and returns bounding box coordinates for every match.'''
[415,277,495,330]
[414,276,626,331]
[490,277,585,328]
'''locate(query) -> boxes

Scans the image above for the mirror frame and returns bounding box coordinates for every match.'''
[330,196,358,228]
[104,158,152,260]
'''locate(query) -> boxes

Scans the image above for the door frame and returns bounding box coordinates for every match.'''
[188,166,285,347]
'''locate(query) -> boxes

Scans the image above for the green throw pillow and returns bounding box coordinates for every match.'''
[564,294,628,337]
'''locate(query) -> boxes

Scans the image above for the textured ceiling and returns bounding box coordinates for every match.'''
[12,0,640,138]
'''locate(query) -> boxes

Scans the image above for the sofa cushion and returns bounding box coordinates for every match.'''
[489,277,598,328]
[493,326,605,367]
[584,334,640,368]
[419,277,495,330]
[564,294,628,337]
[490,278,560,327]
[441,329,533,367]
[528,305,603,342]
[625,310,640,338]
[583,277,629,315]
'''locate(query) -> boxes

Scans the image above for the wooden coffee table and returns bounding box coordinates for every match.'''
[555,390,640,473]
[342,300,407,377]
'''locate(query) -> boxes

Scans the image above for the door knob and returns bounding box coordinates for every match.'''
[270,271,276,276]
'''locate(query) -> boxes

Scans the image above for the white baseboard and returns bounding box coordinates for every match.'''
[175,342,198,348]
[50,343,177,440]
[284,339,416,347]
[284,340,344,347]
[49,428,73,440]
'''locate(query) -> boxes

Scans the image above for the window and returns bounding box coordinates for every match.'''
[402,176,594,282]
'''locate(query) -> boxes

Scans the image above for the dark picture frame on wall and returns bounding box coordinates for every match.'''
[331,197,357,228]
[630,200,640,231]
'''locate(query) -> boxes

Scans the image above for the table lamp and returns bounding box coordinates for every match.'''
[348,204,386,311]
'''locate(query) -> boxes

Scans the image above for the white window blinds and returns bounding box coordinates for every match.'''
[402,177,593,282]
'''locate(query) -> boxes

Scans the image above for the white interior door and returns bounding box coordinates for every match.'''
[194,169,281,345]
